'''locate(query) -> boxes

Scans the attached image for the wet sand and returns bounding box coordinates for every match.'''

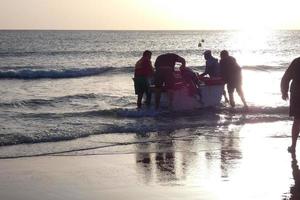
[0,122,299,200]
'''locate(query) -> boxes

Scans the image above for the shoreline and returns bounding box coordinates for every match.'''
[0,128,298,200]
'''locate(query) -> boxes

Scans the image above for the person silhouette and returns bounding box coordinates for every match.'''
[154,53,186,110]
[220,50,248,109]
[134,50,154,109]
[200,50,220,78]
[281,57,300,153]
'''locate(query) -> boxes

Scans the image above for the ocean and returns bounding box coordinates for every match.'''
[0,30,298,159]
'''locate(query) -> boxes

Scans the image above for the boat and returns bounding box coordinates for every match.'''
[150,70,225,111]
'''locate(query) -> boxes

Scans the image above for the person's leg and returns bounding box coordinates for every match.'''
[289,117,300,152]
[167,90,174,110]
[145,79,152,107]
[154,72,163,110]
[227,84,235,107]
[155,89,161,110]
[236,86,248,108]
[166,70,175,110]
[137,93,143,109]
[223,89,229,103]
[134,77,143,109]
[145,90,152,107]
[229,93,235,107]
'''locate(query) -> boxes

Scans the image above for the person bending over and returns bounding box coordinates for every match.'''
[154,53,186,110]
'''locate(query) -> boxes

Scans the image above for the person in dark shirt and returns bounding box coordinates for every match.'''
[154,53,186,109]
[201,50,229,103]
[134,50,154,109]
[220,50,248,109]
[200,50,221,78]
[281,57,300,153]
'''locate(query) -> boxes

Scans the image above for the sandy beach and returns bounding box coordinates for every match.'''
[0,121,299,200]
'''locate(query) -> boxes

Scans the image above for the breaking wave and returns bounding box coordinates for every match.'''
[0,67,114,79]
[0,105,291,147]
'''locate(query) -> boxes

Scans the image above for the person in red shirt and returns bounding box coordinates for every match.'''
[134,50,154,109]
[281,57,300,153]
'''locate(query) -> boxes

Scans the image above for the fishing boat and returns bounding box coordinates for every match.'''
[151,70,225,111]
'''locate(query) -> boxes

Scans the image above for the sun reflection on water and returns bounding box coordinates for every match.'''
[229,29,275,66]
[242,70,284,107]
[222,29,287,107]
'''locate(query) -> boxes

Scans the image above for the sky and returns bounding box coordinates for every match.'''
[0,0,300,30]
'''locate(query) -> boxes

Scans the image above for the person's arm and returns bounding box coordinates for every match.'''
[154,58,159,71]
[148,60,154,75]
[200,71,208,77]
[281,60,295,100]
[176,56,186,68]
[200,61,209,77]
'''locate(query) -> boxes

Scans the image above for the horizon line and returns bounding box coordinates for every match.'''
[1,28,300,31]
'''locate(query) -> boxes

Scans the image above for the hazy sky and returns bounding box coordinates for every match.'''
[1,0,300,30]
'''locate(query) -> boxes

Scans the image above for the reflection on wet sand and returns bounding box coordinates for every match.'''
[284,153,300,200]
[220,130,242,179]
[135,133,153,184]
[154,132,176,183]
[135,125,242,185]
[135,132,179,184]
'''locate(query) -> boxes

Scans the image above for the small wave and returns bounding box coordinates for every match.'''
[222,106,289,115]
[242,65,286,71]
[0,105,291,147]
[15,107,190,119]
[0,113,289,148]
[118,106,289,118]
[0,49,202,58]
[0,93,98,108]
[0,67,113,79]
[0,131,91,146]
[15,105,290,120]
[0,93,133,110]
[17,108,122,119]
[0,50,108,58]
[116,108,168,118]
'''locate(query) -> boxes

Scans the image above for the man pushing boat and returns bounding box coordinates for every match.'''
[154,53,186,110]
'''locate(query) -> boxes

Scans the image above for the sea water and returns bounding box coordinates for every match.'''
[0,30,299,159]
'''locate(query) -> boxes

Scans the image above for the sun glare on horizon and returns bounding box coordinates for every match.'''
[145,0,300,30]
[0,0,300,30]
[230,29,272,65]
